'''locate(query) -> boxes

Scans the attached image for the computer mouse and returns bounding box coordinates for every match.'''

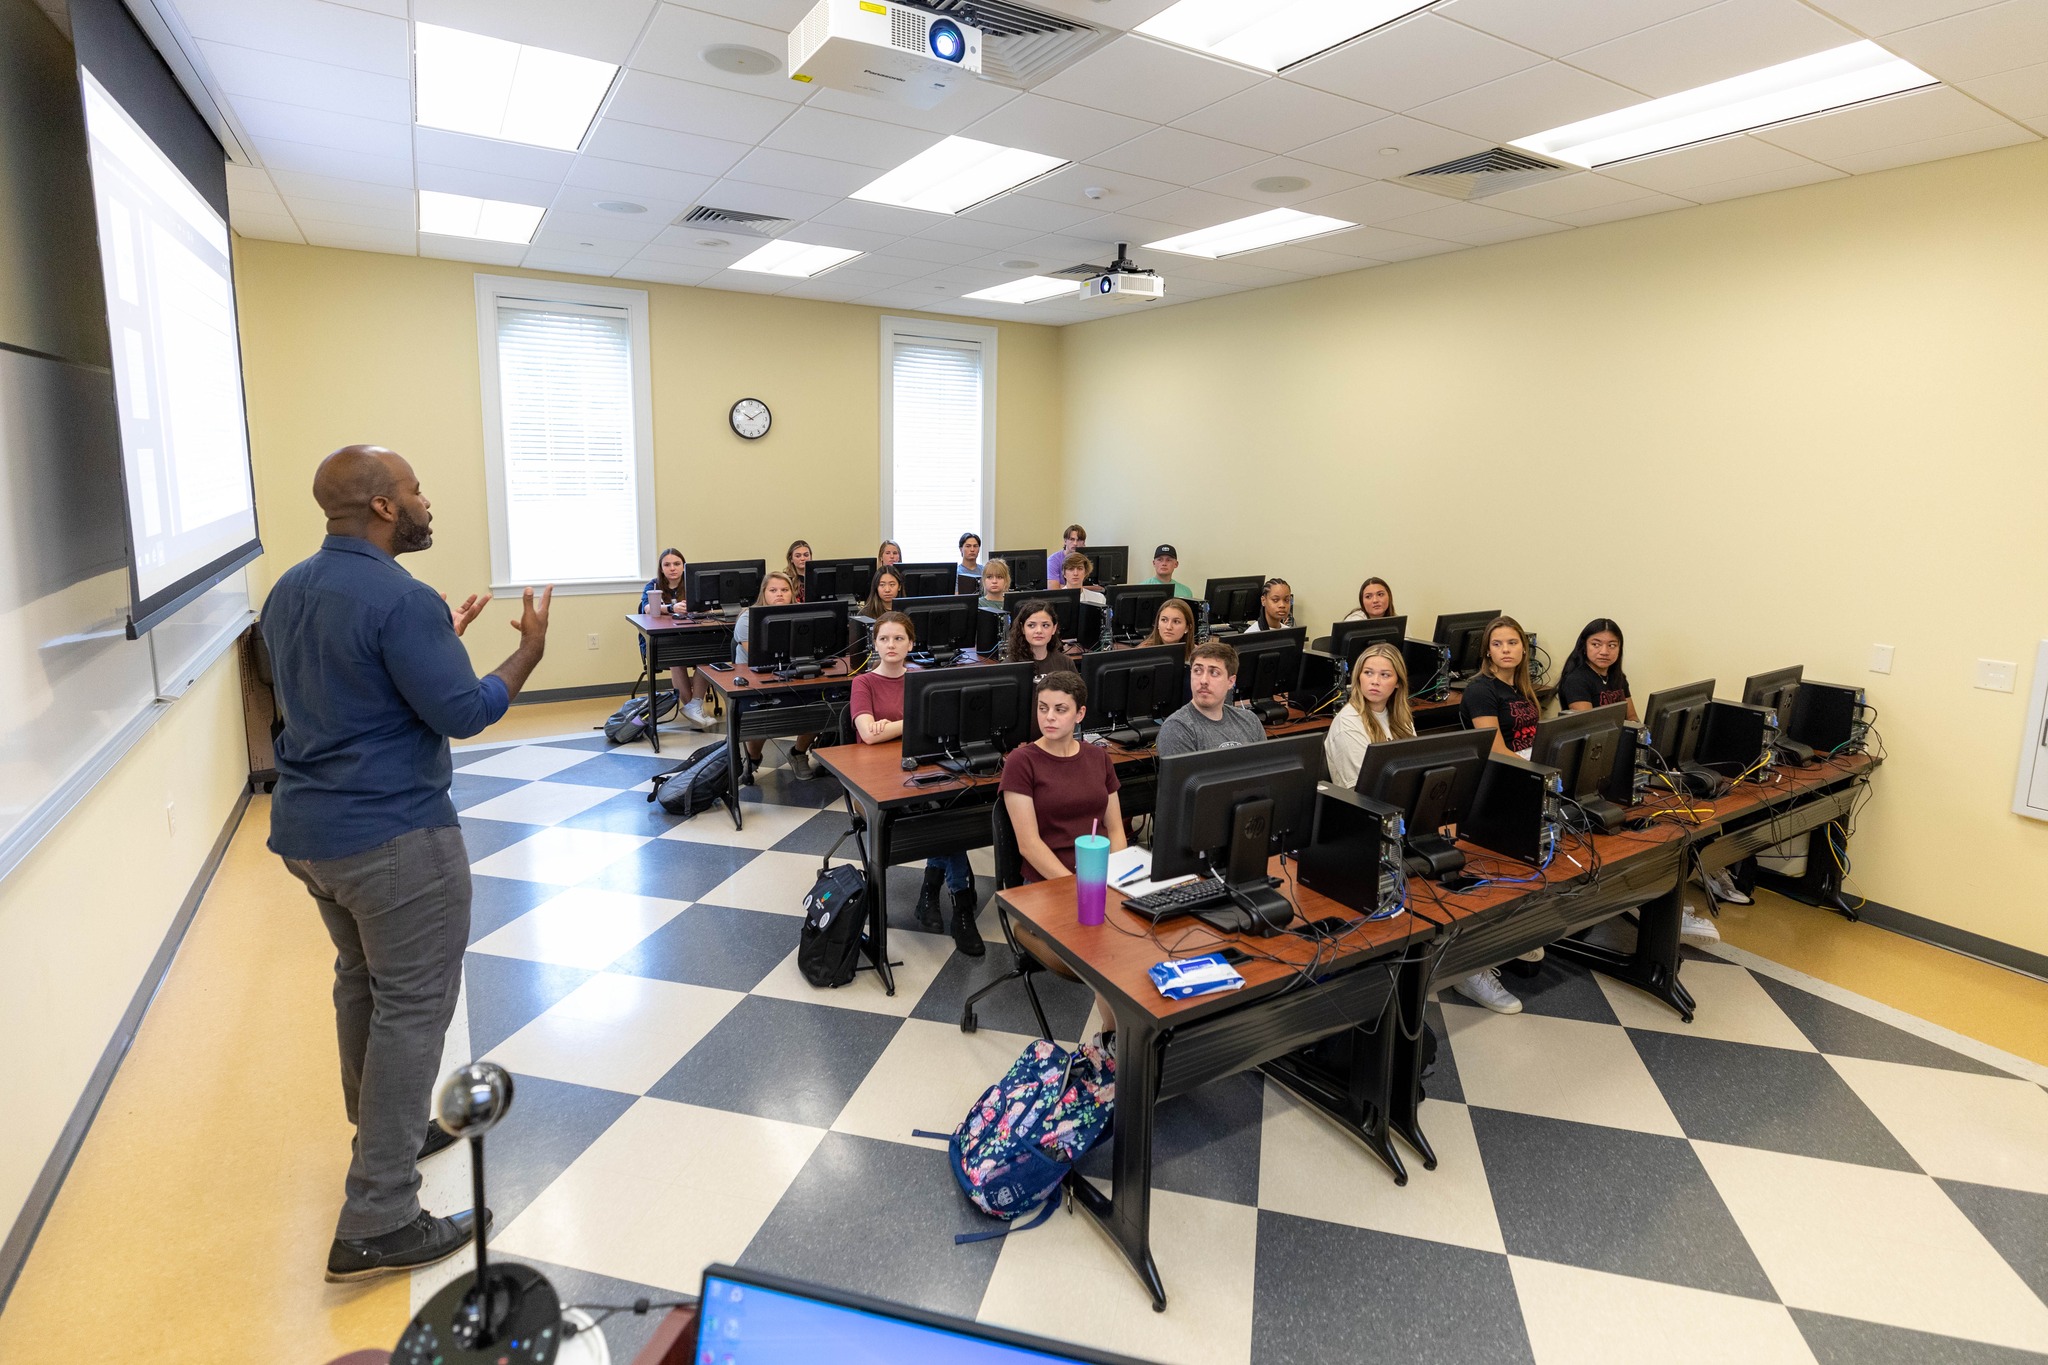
[733,676,750,687]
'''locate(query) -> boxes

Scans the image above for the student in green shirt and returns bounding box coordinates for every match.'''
[1139,544,1196,599]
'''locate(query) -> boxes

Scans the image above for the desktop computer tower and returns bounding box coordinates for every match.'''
[1787,680,1863,755]
[1463,754,1559,866]
[1402,639,1452,700]
[1695,700,1772,777]
[1297,785,1400,915]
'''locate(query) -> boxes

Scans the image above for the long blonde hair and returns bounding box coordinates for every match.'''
[754,570,796,606]
[1141,597,1198,661]
[1482,615,1540,711]
[1349,642,1416,743]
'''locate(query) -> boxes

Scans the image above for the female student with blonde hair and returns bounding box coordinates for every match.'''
[734,570,817,780]
[977,557,1011,612]
[1323,642,1415,788]
[876,540,903,568]
[1343,577,1398,622]
[1141,596,1198,662]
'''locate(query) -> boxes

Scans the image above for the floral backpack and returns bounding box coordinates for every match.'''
[919,1038,1115,1242]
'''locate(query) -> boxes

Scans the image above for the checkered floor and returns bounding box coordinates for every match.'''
[411,723,2048,1364]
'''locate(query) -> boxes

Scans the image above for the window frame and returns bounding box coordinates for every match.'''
[474,273,656,596]
[878,315,998,559]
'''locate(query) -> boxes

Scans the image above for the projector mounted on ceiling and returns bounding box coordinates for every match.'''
[1050,243,1165,305]
[789,0,983,108]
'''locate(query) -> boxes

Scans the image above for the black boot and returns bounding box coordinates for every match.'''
[914,865,946,931]
[950,885,986,957]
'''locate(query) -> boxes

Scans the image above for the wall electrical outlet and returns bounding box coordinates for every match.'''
[587,633,600,650]
[1869,644,1894,674]
[1977,658,2017,693]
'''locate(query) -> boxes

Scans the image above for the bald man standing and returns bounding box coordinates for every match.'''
[263,445,551,1283]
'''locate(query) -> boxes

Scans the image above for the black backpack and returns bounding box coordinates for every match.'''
[605,690,677,745]
[798,827,871,988]
[647,743,731,821]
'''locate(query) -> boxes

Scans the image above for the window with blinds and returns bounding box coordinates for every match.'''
[475,277,654,592]
[883,320,996,562]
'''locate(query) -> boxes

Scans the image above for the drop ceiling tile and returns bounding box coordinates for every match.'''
[266,170,414,208]
[1411,62,1644,144]
[1480,169,1673,218]
[704,270,806,294]
[1091,127,1266,182]
[869,237,985,266]
[1288,222,1450,258]
[1160,256,1309,287]
[414,129,577,185]
[1031,34,1264,124]
[603,69,798,145]
[959,192,1100,234]
[1369,236,1466,260]
[1014,161,1179,212]
[630,5,811,102]
[1751,85,2006,161]
[693,178,841,219]
[286,195,416,230]
[674,0,815,30]
[539,208,670,244]
[1961,60,2048,120]
[820,250,927,277]
[522,247,630,276]
[1081,210,1195,246]
[1885,0,2048,82]
[1289,13,1544,112]
[807,197,944,234]
[412,0,657,63]
[563,157,718,205]
[1438,0,1720,58]
[618,261,717,286]
[638,239,754,268]
[582,119,754,177]
[1005,232,1131,269]
[1805,0,2003,37]
[773,264,909,293]
[775,275,885,302]
[761,107,943,169]
[1240,242,1370,275]
[1131,186,1270,228]
[1547,190,1694,224]
[329,0,404,16]
[962,94,1153,163]
[915,217,1038,249]
[230,187,290,218]
[1374,199,1565,243]
[1294,113,1495,178]
[1016,0,1179,30]
[230,212,307,242]
[532,226,652,255]
[1823,117,2036,170]
[805,80,1021,134]
[1295,176,1459,224]
[175,0,409,77]
[419,234,530,266]
[726,146,882,196]
[251,136,414,187]
[548,186,690,223]
[414,164,562,206]
[771,223,899,253]
[1567,0,1861,98]
[196,40,412,122]
[1172,81,1390,156]
[299,221,419,252]
[1602,132,1826,191]
[1683,159,1847,199]
[1195,155,1365,205]
[225,163,280,196]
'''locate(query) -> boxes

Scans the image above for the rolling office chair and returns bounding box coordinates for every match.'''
[959,799,1054,1041]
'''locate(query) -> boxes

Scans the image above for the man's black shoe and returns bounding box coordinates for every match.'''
[325,1207,492,1284]
[419,1124,459,1161]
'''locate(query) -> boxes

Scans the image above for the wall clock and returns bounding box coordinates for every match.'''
[730,397,771,440]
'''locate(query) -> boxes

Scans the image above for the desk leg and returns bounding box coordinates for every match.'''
[1387,954,1438,1170]
[1550,885,1697,1022]
[722,706,744,831]
[846,794,897,996]
[1065,1020,1166,1311]
[1260,1002,1410,1185]
[645,652,662,756]
[1753,817,1859,921]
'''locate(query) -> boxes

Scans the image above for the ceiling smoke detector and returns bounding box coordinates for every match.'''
[702,44,781,75]
[596,201,646,214]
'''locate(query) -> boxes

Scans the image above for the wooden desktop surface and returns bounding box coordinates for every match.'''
[703,659,859,699]
[627,612,737,632]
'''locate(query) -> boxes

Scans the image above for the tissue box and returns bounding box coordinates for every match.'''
[1148,953,1246,1000]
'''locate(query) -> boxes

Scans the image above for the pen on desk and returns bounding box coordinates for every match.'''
[1115,866,1148,886]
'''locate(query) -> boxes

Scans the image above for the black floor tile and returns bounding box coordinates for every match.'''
[770,808,856,857]
[575,838,757,902]
[557,788,690,839]
[1251,1211,1533,1365]
[1078,1070,1267,1207]
[646,996,902,1128]
[465,953,594,1056]
[528,734,620,753]
[738,1132,1003,1321]
[468,874,567,944]
[609,903,797,992]
[547,750,687,790]
[1468,1107,1776,1300]
[1791,1309,2048,1364]
[453,772,527,812]
[1630,1029,1921,1171]
[908,933,1096,1042]
[1939,1179,2048,1309]
[1500,954,1620,1024]
[460,815,547,861]
[1751,973,2013,1077]
[465,1073,636,1227]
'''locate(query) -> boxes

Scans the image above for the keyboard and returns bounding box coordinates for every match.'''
[1121,875,1279,923]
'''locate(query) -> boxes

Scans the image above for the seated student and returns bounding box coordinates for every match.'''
[860,564,906,620]
[1058,552,1107,608]
[784,540,812,602]
[1004,599,1075,680]
[1558,618,1639,722]
[1343,577,1398,622]
[1324,642,1415,788]
[1046,524,1085,585]
[639,547,715,730]
[1001,671,1126,1032]
[956,533,984,593]
[1141,596,1198,662]
[734,571,817,781]
[1242,577,1294,632]
[977,557,1010,612]
[1139,544,1196,599]
[1157,640,1268,756]
[850,611,983,955]
[876,539,903,569]
[1460,615,1541,758]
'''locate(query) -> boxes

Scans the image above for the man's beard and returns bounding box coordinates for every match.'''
[393,505,433,553]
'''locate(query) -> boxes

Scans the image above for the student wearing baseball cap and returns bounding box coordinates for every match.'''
[1139,544,1195,599]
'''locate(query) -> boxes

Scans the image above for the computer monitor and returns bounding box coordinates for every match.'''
[1078,643,1184,746]
[1531,703,1631,832]
[1326,616,1409,670]
[1085,544,1129,586]
[901,659,1035,773]
[894,594,980,665]
[1103,582,1171,641]
[895,561,958,597]
[1432,609,1500,677]
[1354,729,1496,879]
[685,559,765,614]
[991,548,1047,593]
[698,1264,1149,1365]
[1743,665,1803,715]
[804,557,874,604]
[745,599,850,674]
[1151,734,1324,935]
[1229,626,1306,725]
[1204,575,1264,629]
[974,605,1007,657]
[1641,678,1716,766]
[1007,590,1089,647]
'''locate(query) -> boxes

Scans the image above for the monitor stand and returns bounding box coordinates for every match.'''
[1568,797,1626,834]
[1402,834,1466,880]
[1248,699,1290,727]
[937,740,1003,777]
[1104,717,1162,748]
[1192,797,1294,936]
[913,647,963,668]
[1773,737,1816,764]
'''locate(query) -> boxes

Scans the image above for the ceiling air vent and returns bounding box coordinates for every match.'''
[1398,147,1574,201]
[673,206,793,237]
[908,0,1108,85]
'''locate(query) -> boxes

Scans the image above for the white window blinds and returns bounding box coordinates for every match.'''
[889,333,985,563]
[494,300,641,584]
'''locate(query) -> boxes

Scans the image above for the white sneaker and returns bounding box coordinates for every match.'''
[1705,869,1752,905]
[787,749,816,780]
[1681,909,1722,945]
[1455,969,1523,1014]
[1517,947,1545,964]
[681,699,712,730]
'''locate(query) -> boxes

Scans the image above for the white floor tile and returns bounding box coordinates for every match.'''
[977,1188,1257,1364]
[1826,1054,2048,1196]
[832,1018,1039,1150]
[457,745,597,779]
[460,781,622,826]
[1694,1140,2048,1352]
[1510,1256,1817,1365]
[470,888,691,970]
[663,799,819,851]
[1258,1089,1505,1254]
[470,828,651,884]
[1441,1002,1683,1136]
[484,974,743,1094]
[694,849,840,916]
[1597,961,1815,1052]
[747,927,958,1018]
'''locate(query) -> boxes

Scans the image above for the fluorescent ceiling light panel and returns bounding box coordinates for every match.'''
[414,22,619,151]
[1146,207,1356,258]
[1136,0,1435,72]
[851,137,1068,215]
[1515,41,1938,168]
[417,190,544,244]
[964,276,1078,304]
[730,239,864,277]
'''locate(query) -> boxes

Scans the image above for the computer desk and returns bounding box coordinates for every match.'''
[625,612,736,755]
[702,660,858,831]
[1676,751,1878,918]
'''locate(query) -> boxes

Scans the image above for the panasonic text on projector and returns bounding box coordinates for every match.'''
[790,0,983,108]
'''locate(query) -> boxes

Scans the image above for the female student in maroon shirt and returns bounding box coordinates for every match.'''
[849,611,982,956]
[1459,615,1542,757]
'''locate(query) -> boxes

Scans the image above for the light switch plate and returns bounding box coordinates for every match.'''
[1870,644,1894,674]
[1977,658,2017,692]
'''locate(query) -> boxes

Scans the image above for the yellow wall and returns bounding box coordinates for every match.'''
[1062,140,2048,957]
[231,242,1066,691]
[0,647,248,1238]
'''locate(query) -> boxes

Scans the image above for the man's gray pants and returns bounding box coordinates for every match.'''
[283,824,470,1241]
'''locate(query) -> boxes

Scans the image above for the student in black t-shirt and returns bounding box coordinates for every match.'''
[1459,615,1542,757]
[1557,618,1638,721]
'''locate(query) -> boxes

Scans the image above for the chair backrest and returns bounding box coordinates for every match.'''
[989,796,1025,891]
